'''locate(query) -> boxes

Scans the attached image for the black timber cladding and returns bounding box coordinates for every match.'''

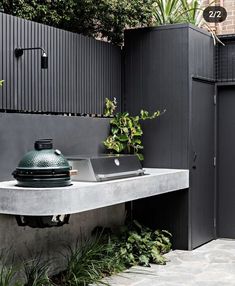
[124,24,215,169]
[217,86,235,238]
[0,12,121,114]
[124,24,190,169]
[124,24,215,250]
[188,27,215,79]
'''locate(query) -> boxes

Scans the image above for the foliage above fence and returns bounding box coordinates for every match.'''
[1,0,212,46]
[1,0,154,46]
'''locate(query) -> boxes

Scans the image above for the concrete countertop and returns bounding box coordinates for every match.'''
[0,168,189,216]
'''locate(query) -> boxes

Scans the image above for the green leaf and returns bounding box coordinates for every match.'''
[111,127,119,135]
[133,130,143,136]
[133,220,143,230]
[162,230,172,237]
[139,255,149,266]
[133,116,139,122]
[110,118,119,126]
[151,246,167,265]
[116,134,129,142]
[120,247,127,255]
[122,127,129,134]
[133,139,141,144]
[136,153,144,161]
[140,110,149,120]
[104,97,117,117]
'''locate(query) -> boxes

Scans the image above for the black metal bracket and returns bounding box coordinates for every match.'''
[14,47,46,57]
[15,215,27,226]
[15,215,70,228]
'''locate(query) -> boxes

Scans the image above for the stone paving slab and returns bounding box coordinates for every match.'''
[100,239,235,286]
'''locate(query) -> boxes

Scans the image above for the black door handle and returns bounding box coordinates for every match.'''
[192,151,197,170]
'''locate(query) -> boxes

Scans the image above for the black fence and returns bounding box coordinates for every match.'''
[0,12,121,114]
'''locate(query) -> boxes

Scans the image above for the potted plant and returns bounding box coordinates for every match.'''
[103,98,165,160]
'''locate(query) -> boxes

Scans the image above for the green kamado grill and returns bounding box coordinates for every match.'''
[13,139,72,187]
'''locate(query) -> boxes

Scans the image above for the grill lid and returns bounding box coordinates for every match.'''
[17,139,70,170]
[67,154,144,182]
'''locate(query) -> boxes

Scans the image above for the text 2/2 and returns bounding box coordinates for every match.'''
[209,11,222,18]
[203,6,227,23]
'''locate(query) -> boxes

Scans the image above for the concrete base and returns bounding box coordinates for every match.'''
[0,168,189,215]
[0,204,125,273]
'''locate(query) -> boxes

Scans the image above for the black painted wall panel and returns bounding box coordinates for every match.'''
[124,25,190,169]
[188,27,215,79]
[0,113,110,181]
[217,86,235,238]
[124,24,215,250]
[190,80,215,248]
[132,190,189,250]
[124,25,191,250]
[0,13,121,114]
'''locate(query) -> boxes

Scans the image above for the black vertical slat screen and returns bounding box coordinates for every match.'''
[0,15,3,108]
[216,36,235,82]
[0,12,121,114]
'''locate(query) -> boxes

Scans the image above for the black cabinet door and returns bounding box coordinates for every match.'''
[217,86,235,238]
[191,80,215,249]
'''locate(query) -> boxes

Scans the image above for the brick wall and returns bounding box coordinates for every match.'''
[202,0,235,35]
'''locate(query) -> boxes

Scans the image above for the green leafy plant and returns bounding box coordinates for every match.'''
[152,0,183,25]
[23,255,52,286]
[151,0,223,45]
[2,0,223,46]
[0,80,4,87]
[0,221,171,286]
[114,220,172,267]
[103,98,165,160]
[0,250,22,286]
[63,233,125,286]
[61,222,171,285]
[152,0,209,25]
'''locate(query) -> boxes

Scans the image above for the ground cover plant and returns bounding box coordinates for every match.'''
[52,221,172,285]
[103,98,165,160]
[0,221,172,286]
[56,233,125,286]
[0,252,20,286]
[23,256,52,286]
[114,220,172,267]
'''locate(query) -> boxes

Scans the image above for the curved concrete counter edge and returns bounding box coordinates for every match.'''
[0,168,189,216]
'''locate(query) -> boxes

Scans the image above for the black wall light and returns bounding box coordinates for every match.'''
[15,47,48,69]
